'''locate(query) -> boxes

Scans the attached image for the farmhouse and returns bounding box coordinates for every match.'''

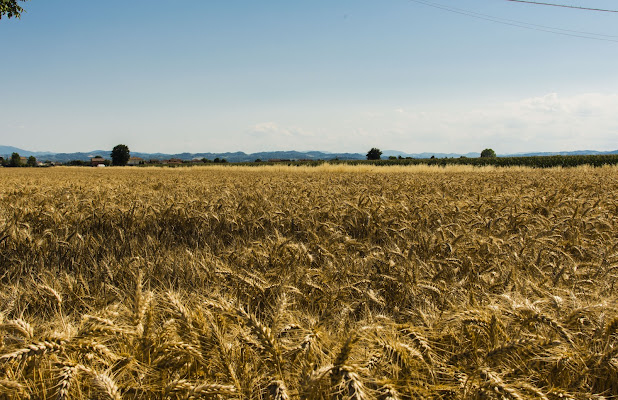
[127,157,144,166]
[90,156,106,167]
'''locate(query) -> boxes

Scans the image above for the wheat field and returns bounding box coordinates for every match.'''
[0,165,617,399]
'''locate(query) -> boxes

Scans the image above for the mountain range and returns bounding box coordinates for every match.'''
[1,145,617,163]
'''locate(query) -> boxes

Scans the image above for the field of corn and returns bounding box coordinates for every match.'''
[0,165,617,400]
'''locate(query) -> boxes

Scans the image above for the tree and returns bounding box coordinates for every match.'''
[0,0,28,19]
[9,152,21,167]
[26,156,37,167]
[366,148,382,160]
[67,160,89,166]
[111,144,130,166]
[480,148,497,158]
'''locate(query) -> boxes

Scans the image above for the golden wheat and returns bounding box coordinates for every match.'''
[0,165,617,399]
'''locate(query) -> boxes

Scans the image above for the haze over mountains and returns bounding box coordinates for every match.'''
[1,145,617,163]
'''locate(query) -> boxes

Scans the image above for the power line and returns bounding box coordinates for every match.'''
[416,0,618,38]
[505,0,618,13]
[409,0,618,42]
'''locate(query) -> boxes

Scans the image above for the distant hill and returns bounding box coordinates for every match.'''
[0,148,368,163]
[382,149,618,158]
[0,145,56,158]
[508,150,618,157]
[2,146,618,163]
[382,150,482,158]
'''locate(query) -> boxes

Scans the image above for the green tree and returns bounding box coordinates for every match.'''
[366,148,382,160]
[111,144,130,166]
[26,155,37,167]
[67,160,88,166]
[9,152,21,167]
[0,0,28,19]
[480,148,497,158]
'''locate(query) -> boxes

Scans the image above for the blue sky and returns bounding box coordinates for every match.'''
[1,0,617,154]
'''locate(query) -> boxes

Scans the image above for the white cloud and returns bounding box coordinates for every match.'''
[251,122,293,137]
[218,93,618,154]
[129,93,618,154]
[249,122,315,138]
[242,122,318,151]
[352,92,618,153]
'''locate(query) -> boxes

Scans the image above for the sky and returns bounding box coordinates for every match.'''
[1,0,618,155]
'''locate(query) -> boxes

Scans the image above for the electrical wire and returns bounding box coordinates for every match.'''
[409,0,618,42]
[420,0,618,38]
[505,0,618,13]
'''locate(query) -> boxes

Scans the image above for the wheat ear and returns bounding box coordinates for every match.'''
[0,379,29,398]
[0,318,33,339]
[267,380,290,400]
[479,368,524,400]
[378,383,400,400]
[332,335,359,377]
[0,338,65,364]
[237,307,285,378]
[334,368,368,400]
[55,363,81,400]
[91,371,122,400]
[166,380,237,398]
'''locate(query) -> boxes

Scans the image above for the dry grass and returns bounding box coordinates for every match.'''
[1,165,617,399]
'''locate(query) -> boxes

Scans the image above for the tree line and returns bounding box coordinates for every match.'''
[366,147,496,160]
[0,153,38,167]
